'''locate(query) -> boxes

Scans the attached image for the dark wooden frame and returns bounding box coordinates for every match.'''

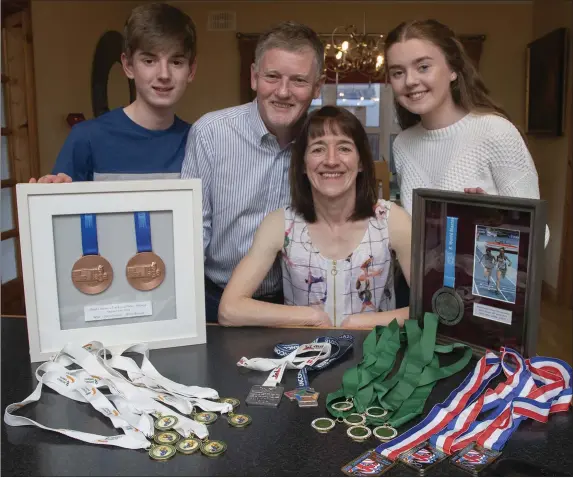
[410,189,547,358]
[525,27,569,136]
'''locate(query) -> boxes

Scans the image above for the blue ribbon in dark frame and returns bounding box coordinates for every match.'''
[444,216,459,289]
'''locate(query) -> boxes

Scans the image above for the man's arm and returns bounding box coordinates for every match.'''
[181,125,213,253]
[219,209,332,328]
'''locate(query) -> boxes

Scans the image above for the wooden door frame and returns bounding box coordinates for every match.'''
[557,8,573,310]
[2,1,40,316]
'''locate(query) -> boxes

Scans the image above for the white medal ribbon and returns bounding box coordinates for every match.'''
[4,363,151,449]
[4,340,221,449]
[237,342,333,387]
[103,348,231,414]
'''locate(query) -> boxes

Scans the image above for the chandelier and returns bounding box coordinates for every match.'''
[323,18,385,83]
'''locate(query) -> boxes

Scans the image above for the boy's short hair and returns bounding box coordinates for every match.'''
[124,3,197,62]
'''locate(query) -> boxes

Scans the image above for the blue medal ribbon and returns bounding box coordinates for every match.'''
[134,212,153,253]
[81,214,99,256]
[444,216,458,288]
[274,334,355,388]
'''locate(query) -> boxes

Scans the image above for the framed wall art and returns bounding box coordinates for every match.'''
[525,27,568,136]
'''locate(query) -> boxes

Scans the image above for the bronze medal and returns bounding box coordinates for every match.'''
[71,254,113,295]
[125,251,165,291]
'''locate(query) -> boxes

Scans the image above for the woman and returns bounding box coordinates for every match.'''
[219,106,411,328]
[384,19,548,245]
[494,247,512,295]
[480,247,495,288]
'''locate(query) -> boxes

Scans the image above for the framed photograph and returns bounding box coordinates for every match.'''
[410,189,546,358]
[16,180,206,362]
[525,27,568,136]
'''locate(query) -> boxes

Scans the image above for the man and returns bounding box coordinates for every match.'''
[181,21,325,323]
[30,3,197,183]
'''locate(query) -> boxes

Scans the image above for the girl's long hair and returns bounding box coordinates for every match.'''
[384,19,511,130]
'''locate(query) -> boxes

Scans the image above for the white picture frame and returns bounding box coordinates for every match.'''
[16,179,206,362]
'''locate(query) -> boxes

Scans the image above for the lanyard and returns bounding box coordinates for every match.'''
[273,334,354,388]
[374,348,572,461]
[443,216,458,289]
[374,351,502,460]
[81,214,100,256]
[326,314,472,428]
[326,321,402,417]
[4,340,228,449]
[237,342,334,387]
[429,348,572,454]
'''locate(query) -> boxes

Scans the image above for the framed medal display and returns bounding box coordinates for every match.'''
[16,180,206,362]
[410,189,546,358]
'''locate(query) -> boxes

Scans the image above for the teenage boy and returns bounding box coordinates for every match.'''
[30,3,197,183]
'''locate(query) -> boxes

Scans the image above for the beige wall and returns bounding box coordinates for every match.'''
[32,0,533,176]
[528,0,571,289]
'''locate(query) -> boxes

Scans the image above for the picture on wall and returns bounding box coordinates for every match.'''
[525,27,568,136]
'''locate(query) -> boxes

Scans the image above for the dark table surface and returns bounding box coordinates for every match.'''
[2,317,572,477]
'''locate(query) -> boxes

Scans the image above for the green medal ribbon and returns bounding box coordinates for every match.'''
[326,313,472,428]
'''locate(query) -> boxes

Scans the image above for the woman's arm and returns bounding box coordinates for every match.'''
[218,209,332,328]
[339,204,413,329]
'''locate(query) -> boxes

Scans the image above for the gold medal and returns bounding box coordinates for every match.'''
[365,406,388,420]
[311,417,336,433]
[148,444,176,461]
[343,413,366,426]
[153,430,180,445]
[193,411,218,425]
[373,425,398,441]
[154,415,178,431]
[175,438,201,455]
[227,412,252,428]
[331,400,354,412]
[347,425,372,442]
[200,439,227,457]
[219,397,241,409]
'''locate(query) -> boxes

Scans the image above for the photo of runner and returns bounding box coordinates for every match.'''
[472,225,519,304]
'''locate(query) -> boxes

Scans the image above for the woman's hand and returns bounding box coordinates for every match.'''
[464,187,486,194]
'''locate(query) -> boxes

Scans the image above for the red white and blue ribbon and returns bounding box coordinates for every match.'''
[374,347,571,461]
[429,348,572,454]
[374,351,502,461]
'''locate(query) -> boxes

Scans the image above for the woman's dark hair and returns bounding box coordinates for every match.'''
[289,105,378,223]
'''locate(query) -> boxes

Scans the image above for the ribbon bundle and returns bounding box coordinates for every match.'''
[373,346,572,461]
[4,341,232,450]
